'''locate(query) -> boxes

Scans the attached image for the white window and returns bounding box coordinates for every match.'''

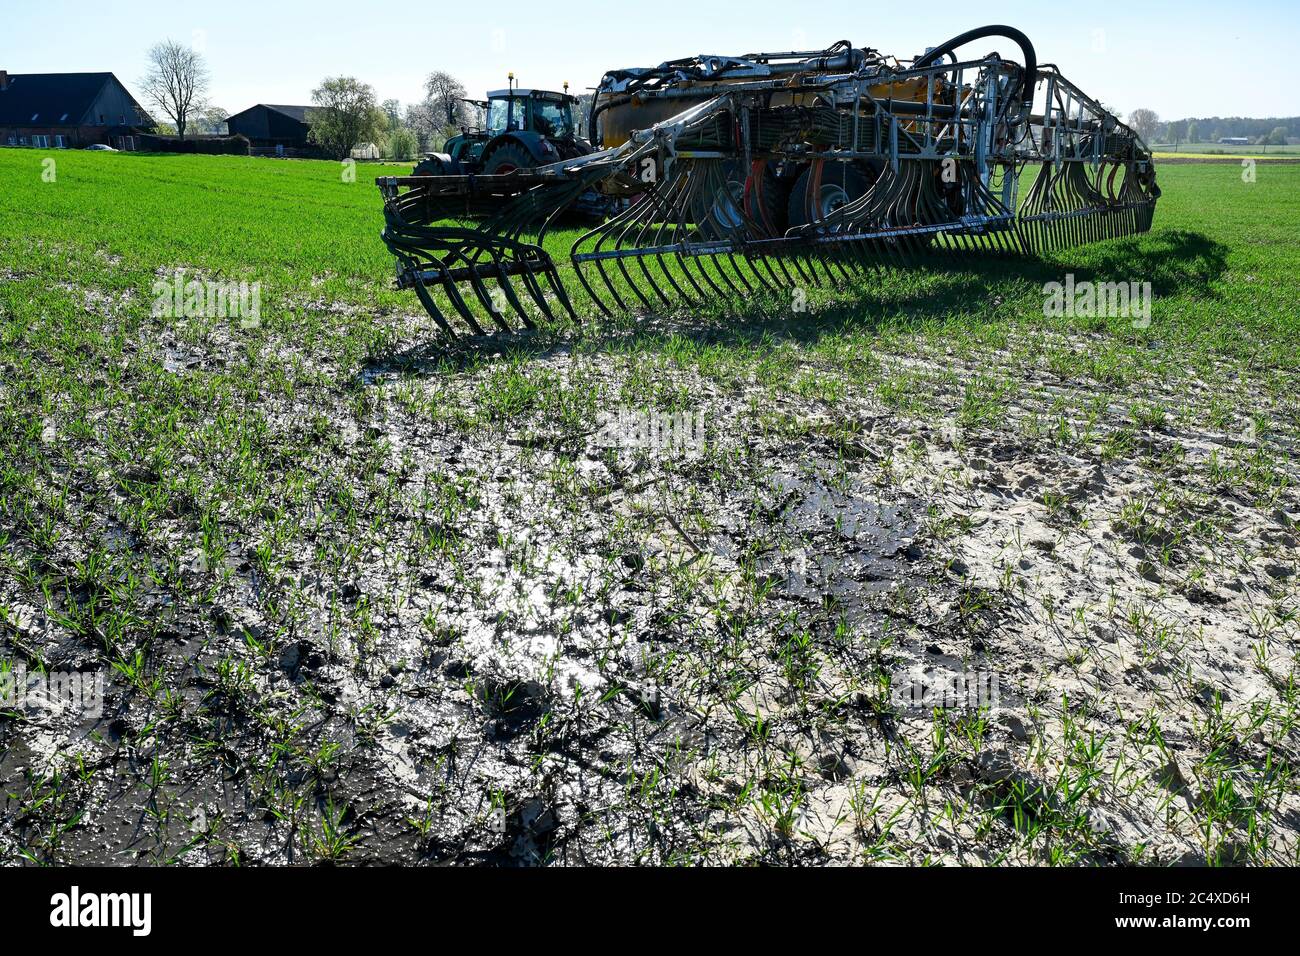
[5,136,14,146]
[32,134,49,148]
[55,135,66,148]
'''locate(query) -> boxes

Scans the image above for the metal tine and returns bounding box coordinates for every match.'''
[493,261,542,329]
[445,245,516,332]
[748,241,789,295]
[737,170,794,293]
[592,237,636,313]
[608,187,662,311]
[708,176,765,297]
[473,231,543,329]
[767,241,801,290]
[530,258,578,324]
[783,236,820,288]
[626,171,684,310]
[665,186,712,306]
[492,220,556,324]
[386,234,460,338]
[697,208,748,300]
[674,165,737,304]
[719,235,759,298]
[438,264,487,335]
[628,170,695,307]
[570,151,665,315]
[534,202,585,324]
[406,262,458,338]
[645,172,698,305]
[571,233,619,317]
[657,164,710,305]
[724,186,780,296]
[646,160,704,304]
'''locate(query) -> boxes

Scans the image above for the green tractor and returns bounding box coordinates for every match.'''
[413,78,593,178]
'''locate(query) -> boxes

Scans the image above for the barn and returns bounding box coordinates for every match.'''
[225,104,316,150]
[0,70,154,149]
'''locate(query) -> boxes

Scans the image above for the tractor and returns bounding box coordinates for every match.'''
[379,25,1159,336]
[412,78,593,178]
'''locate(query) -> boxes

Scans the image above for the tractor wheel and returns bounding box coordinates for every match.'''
[786,161,871,228]
[482,142,536,176]
[412,156,447,176]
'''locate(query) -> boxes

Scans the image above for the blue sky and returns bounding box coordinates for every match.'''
[2,0,1296,120]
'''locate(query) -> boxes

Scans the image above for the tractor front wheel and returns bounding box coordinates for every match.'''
[412,157,446,176]
[482,142,536,176]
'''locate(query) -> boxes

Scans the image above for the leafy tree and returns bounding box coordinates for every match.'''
[381,99,402,130]
[1185,121,1198,144]
[308,76,386,160]
[193,105,230,135]
[141,40,209,139]
[387,127,418,161]
[1268,126,1289,146]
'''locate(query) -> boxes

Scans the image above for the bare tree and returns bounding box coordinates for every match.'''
[308,76,386,160]
[404,99,439,152]
[1127,108,1160,144]
[573,92,594,139]
[424,71,469,128]
[141,40,209,139]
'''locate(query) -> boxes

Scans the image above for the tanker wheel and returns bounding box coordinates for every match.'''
[692,160,788,240]
[786,161,870,228]
[482,142,536,175]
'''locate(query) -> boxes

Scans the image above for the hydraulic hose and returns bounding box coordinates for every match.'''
[914,25,1037,113]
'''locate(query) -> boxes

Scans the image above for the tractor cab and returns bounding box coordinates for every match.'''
[484,89,577,140]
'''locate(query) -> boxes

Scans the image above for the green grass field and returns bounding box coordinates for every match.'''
[2,147,1298,865]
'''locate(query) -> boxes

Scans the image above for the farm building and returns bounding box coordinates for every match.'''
[0,70,154,149]
[225,104,316,150]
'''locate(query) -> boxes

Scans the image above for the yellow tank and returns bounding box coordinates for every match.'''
[595,74,941,148]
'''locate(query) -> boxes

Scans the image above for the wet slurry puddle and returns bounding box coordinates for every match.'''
[2,347,962,865]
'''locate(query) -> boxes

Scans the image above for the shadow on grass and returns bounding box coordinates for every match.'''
[361,228,1228,379]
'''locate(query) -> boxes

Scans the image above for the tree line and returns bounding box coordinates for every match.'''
[1126,107,1296,147]
[139,38,489,160]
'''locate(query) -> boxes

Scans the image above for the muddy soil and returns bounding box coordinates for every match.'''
[2,314,1297,866]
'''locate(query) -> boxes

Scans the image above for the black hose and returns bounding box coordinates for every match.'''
[914,25,1037,111]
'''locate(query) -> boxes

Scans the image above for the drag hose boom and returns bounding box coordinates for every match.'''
[377,24,1159,336]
